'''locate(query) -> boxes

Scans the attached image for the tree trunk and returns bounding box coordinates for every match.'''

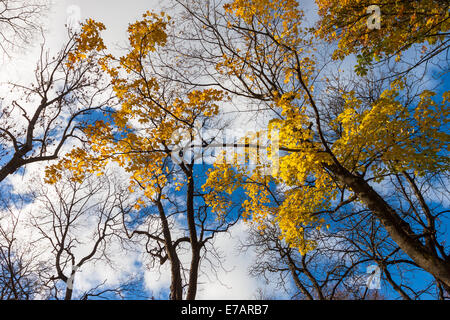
[285,252,314,300]
[157,200,183,300]
[186,246,200,300]
[0,156,24,183]
[328,163,450,289]
[185,168,200,300]
[64,287,73,300]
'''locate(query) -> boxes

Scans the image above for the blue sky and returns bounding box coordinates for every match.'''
[0,0,448,300]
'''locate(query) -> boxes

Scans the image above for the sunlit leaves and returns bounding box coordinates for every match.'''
[46,13,227,205]
[315,0,450,67]
[67,19,106,67]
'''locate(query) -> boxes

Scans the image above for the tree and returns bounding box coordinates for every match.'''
[45,16,240,300]
[30,170,131,300]
[0,0,48,56]
[0,26,114,184]
[170,0,450,292]
[18,0,446,300]
[241,218,389,300]
[315,0,450,75]
[0,199,48,300]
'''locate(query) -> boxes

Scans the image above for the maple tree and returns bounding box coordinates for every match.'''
[172,0,450,293]
[38,0,450,299]
[315,0,450,75]
[45,15,239,300]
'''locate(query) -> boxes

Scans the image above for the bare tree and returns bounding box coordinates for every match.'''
[0,0,48,56]
[0,30,114,183]
[0,191,50,300]
[241,211,431,300]
[29,170,130,300]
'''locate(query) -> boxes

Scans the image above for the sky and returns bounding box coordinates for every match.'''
[1,0,448,301]
[0,0,293,300]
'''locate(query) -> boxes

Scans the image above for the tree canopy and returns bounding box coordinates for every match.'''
[1,0,449,300]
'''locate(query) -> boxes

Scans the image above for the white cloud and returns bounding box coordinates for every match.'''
[196,221,286,300]
[144,263,172,298]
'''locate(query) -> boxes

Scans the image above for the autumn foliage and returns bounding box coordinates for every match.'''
[39,0,450,297]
